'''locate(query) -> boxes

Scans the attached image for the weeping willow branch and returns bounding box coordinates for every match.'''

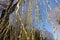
[0,0,18,27]
[0,0,54,40]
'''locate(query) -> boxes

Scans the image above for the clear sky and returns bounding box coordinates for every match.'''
[0,0,60,40]
[8,0,60,40]
[32,0,60,40]
[7,0,60,40]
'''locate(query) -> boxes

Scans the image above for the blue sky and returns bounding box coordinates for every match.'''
[32,0,60,40]
[6,0,60,40]
[37,0,60,32]
[0,0,60,40]
[9,0,60,40]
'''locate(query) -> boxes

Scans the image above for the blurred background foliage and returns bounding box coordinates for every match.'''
[0,0,60,40]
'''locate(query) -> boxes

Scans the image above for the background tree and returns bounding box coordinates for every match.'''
[0,0,54,40]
